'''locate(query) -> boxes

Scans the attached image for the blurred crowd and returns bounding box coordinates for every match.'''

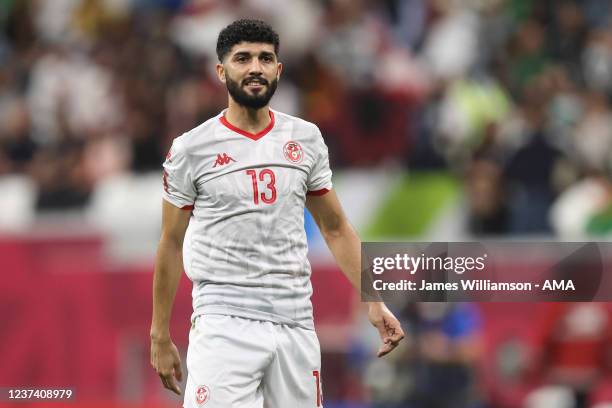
[1,0,612,236]
[351,302,612,408]
[2,2,612,408]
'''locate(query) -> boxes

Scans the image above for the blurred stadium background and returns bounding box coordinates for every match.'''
[2,0,612,407]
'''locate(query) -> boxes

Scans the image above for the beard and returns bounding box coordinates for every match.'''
[226,74,278,109]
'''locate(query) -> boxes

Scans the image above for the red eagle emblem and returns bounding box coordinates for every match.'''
[283,141,303,163]
[195,385,210,406]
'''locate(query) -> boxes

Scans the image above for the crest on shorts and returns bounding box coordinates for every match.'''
[195,385,210,406]
[283,141,304,163]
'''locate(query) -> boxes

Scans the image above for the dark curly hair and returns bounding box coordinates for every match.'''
[216,19,280,62]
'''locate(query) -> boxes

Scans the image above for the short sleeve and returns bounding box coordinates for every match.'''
[306,127,333,195]
[162,138,197,210]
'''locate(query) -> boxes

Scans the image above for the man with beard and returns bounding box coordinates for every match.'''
[150,19,404,407]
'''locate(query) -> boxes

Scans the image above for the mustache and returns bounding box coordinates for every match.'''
[242,77,269,86]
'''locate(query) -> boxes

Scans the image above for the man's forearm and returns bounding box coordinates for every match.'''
[321,220,363,292]
[308,192,404,356]
[151,239,184,340]
[322,220,384,305]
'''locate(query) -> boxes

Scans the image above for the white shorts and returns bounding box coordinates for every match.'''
[183,315,323,408]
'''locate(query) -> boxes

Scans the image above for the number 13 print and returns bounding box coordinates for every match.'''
[246,169,277,204]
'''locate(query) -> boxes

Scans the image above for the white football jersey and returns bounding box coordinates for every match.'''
[162,109,332,330]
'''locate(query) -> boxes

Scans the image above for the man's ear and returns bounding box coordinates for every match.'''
[216,63,226,83]
[276,62,283,80]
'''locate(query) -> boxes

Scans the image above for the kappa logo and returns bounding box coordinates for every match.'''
[195,385,210,406]
[213,153,236,168]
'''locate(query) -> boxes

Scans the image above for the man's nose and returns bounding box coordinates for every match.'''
[248,59,263,75]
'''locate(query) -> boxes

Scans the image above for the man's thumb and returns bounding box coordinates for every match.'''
[175,360,183,382]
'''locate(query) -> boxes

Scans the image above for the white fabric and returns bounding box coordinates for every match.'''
[0,176,35,231]
[183,315,323,408]
[549,178,608,239]
[163,109,332,330]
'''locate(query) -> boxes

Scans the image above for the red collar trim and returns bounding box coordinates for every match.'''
[219,110,275,141]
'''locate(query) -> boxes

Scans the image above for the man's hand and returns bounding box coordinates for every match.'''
[150,337,183,395]
[368,302,405,357]
[306,192,405,356]
[151,201,190,395]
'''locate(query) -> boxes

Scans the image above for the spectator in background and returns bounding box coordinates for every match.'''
[582,27,612,95]
[550,171,612,239]
[4,0,612,407]
[307,0,425,166]
[0,96,37,174]
[572,91,612,174]
[530,303,612,408]
[364,303,483,408]
[547,1,588,82]
[503,74,564,234]
[503,16,550,97]
[0,0,611,234]
[421,0,480,82]
[465,159,510,235]
[404,303,482,408]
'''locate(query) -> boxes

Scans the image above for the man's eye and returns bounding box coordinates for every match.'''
[236,56,248,63]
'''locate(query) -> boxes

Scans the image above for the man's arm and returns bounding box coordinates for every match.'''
[306,190,405,357]
[150,200,191,395]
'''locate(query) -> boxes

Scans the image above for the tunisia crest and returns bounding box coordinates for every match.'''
[283,141,304,163]
[195,385,210,406]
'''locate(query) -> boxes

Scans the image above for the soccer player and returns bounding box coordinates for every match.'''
[150,19,404,407]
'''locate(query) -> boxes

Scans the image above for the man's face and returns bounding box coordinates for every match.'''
[217,42,282,109]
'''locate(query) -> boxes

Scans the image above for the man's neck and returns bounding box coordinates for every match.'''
[224,99,271,134]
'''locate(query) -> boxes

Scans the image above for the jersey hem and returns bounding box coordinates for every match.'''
[191,304,315,331]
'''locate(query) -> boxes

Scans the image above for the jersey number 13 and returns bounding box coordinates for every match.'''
[246,169,277,205]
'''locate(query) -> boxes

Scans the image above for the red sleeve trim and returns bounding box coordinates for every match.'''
[307,188,330,196]
[162,170,169,193]
[162,197,194,210]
